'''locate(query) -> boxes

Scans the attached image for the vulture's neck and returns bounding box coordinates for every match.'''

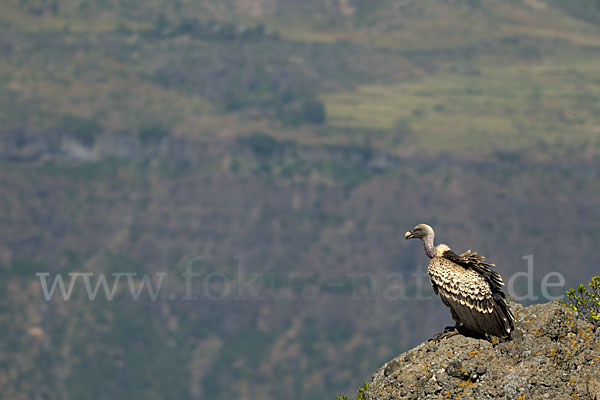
[423,235,435,259]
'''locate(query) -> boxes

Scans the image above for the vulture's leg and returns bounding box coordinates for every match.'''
[432,308,462,341]
[433,328,459,341]
[432,322,460,341]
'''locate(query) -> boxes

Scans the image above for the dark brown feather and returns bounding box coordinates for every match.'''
[428,253,515,338]
[442,249,504,292]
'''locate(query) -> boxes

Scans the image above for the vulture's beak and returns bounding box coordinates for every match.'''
[404,231,414,240]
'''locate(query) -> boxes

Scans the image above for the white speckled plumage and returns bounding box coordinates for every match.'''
[406,223,515,338]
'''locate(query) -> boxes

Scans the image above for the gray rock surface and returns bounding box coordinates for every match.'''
[365,301,600,400]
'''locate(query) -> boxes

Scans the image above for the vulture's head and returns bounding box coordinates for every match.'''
[404,223,434,241]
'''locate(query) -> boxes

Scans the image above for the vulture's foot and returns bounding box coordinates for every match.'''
[433,328,459,341]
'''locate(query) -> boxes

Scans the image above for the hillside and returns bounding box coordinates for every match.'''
[3,0,600,160]
[2,1,600,399]
[363,301,600,399]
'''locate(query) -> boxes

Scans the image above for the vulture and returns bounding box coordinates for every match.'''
[405,223,515,339]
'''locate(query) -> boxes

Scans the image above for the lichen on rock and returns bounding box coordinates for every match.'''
[364,301,600,400]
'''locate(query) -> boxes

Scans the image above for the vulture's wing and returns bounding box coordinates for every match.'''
[429,255,515,338]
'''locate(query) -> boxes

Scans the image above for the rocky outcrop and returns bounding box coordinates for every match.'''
[365,301,600,400]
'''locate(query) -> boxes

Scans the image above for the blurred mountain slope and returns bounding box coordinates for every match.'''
[1,1,600,399]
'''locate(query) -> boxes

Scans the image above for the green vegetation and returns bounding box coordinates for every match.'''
[561,276,600,327]
[1,0,599,160]
[238,132,283,157]
[57,115,101,146]
[337,380,370,400]
[151,16,272,42]
[138,121,170,144]
[278,97,327,126]
[203,328,274,399]
[322,62,600,158]
[546,0,600,25]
